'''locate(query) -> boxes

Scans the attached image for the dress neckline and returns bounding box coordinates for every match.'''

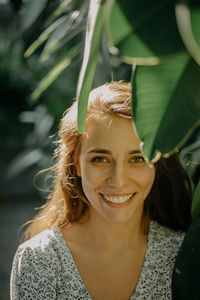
[52,221,156,299]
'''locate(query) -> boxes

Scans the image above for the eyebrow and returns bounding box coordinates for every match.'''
[87,148,141,155]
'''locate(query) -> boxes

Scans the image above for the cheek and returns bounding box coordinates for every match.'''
[80,163,104,191]
[143,168,155,190]
[132,166,155,189]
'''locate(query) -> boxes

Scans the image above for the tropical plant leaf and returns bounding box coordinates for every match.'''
[77,0,106,133]
[172,181,200,299]
[132,51,200,162]
[40,15,75,61]
[180,139,200,185]
[45,0,73,26]
[176,2,200,66]
[41,16,84,61]
[40,1,88,62]
[20,0,48,32]
[31,46,79,102]
[190,3,200,48]
[191,180,200,219]
[24,16,67,57]
[106,0,185,65]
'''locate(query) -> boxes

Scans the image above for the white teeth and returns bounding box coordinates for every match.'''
[103,193,134,204]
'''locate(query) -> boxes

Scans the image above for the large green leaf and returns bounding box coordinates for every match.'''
[77,0,106,133]
[172,181,200,299]
[106,0,185,64]
[132,51,200,162]
[176,2,200,66]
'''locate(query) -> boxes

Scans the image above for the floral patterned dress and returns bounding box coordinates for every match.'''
[10,221,184,299]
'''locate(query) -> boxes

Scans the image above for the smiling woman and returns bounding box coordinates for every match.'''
[10,81,192,300]
[76,115,155,224]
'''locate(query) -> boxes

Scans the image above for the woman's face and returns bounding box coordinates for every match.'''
[76,115,155,224]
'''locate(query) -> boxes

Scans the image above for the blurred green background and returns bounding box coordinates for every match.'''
[0,1,79,298]
[0,1,199,299]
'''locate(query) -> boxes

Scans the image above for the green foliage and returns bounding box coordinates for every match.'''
[172,181,200,300]
[132,52,200,162]
[24,17,66,58]
[180,136,200,188]
[76,0,200,163]
[20,0,49,33]
[23,0,89,103]
[106,0,185,62]
[6,105,54,178]
[192,182,200,219]
[31,45,79,102]
[176,3,200,65]
[77,0,106,133]
[0,0,82,178]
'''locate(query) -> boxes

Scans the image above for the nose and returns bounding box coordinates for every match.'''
[107,162,127,189]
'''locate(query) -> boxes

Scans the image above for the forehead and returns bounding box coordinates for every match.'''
[80,115,141,152]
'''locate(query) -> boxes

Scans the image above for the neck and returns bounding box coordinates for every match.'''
[80,208,149,252]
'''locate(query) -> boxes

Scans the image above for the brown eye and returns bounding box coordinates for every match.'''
[130,156,145,163]
[91,156,108,163]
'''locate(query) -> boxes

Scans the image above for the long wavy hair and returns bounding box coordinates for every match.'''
[23,81,192,241]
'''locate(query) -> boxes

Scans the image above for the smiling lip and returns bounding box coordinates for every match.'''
[100,193,136,208]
